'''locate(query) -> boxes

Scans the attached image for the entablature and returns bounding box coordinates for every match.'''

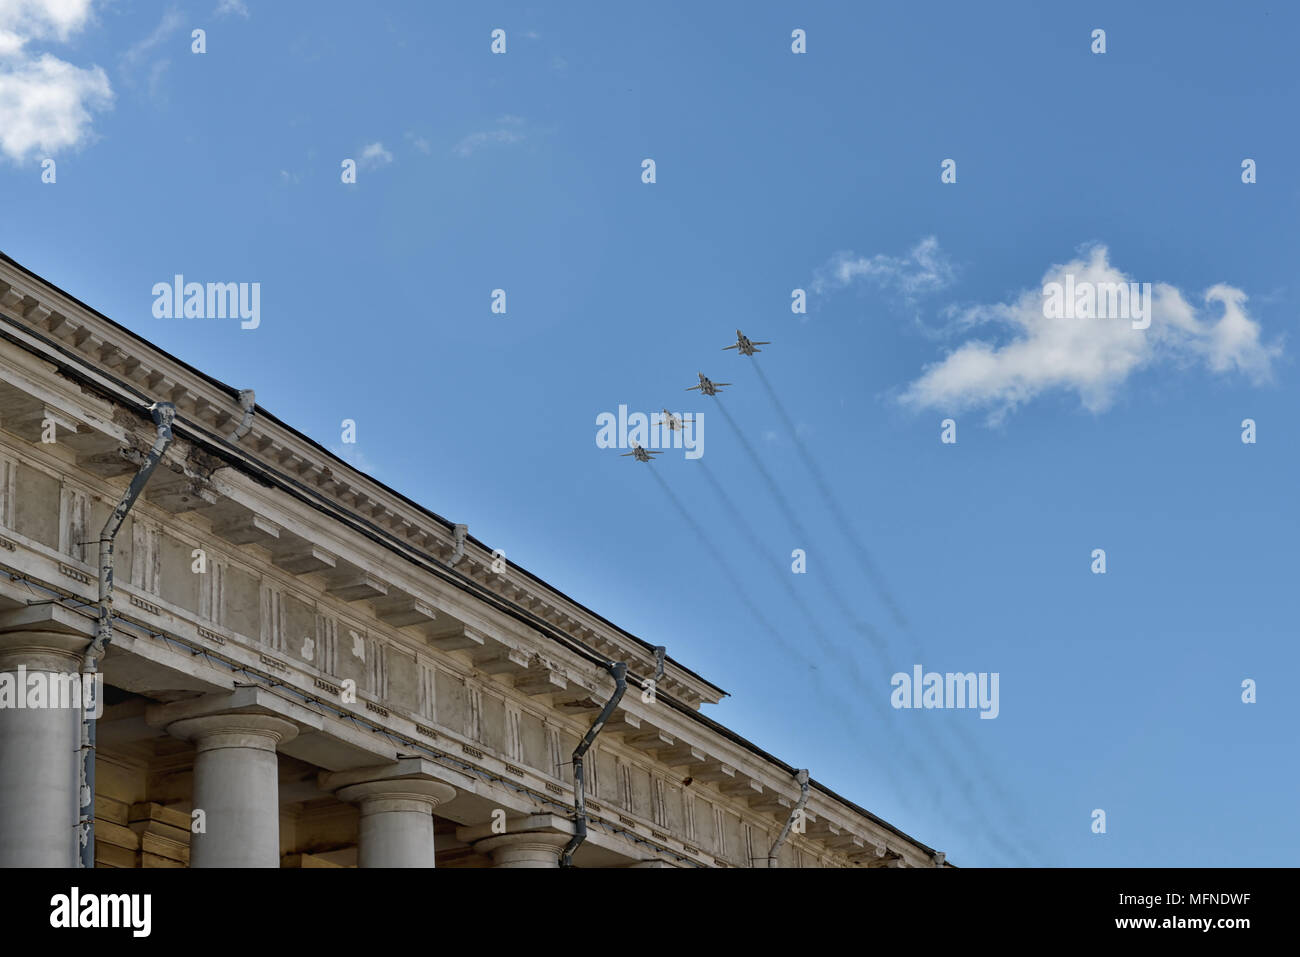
[0,261,722,708]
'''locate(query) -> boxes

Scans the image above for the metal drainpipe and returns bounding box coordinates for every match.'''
[77,402,176,868]
[229,389,255,440]
[766,768,811,868]
[560,660,627,868]
[449,524,467,566]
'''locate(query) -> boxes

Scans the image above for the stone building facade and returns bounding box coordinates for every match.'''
[0,253,946,869]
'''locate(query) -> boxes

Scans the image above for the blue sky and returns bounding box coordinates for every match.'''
[2,1,1296,866]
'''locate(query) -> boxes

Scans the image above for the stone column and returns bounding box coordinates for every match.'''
[0,629,87,867]
[476,831,572,868]
[458,813,574,868]
[321,758,458,868]
[165,713,298,867]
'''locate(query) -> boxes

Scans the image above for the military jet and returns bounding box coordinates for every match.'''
[685,373,730,396]
[620,444,660,463]
[722,330,770,356]
[655,409,695,432]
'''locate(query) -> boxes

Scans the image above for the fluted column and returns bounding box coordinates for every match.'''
[0,630,87,867]
[165,713,298,867]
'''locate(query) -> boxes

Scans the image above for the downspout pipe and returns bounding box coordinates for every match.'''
[767,768,811,868]
[77,402,175,868]
[229,389,255,441]
[449,524,468,566]
[560,660,627,868]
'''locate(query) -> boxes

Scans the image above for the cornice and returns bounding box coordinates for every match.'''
[0,253,722,707]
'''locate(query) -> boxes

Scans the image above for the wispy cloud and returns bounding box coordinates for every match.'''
[359,141,393,168]
[147,58,171,104]
[453,116,527,157]
[0,0,112,163]
[813,236,956,301]
[120,7,184,70]
[215,0,250,18]
[899,244,1283,423]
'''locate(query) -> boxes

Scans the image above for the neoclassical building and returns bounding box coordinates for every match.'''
[0,253,946,869]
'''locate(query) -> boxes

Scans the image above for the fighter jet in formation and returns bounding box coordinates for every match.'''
[620,444,660,463]
[685,372,730,396]
[655,409,695,432]
[722,330,770,356]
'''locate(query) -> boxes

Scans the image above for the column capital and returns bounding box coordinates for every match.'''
[318,756,461,807]
[458,813,574,868]
[166,712,299,752]
[146,686,306,748]
[0,604,95,672]
[324,759,458,814]
[0,632,87,673]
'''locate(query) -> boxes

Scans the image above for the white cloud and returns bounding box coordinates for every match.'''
[0,0,111,163]
[900,245,1282,423]
[813,236,956,300]
[0,52,111,162]
[0,0,96,43]
[452,119,526,158]
[359,141,393,168]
